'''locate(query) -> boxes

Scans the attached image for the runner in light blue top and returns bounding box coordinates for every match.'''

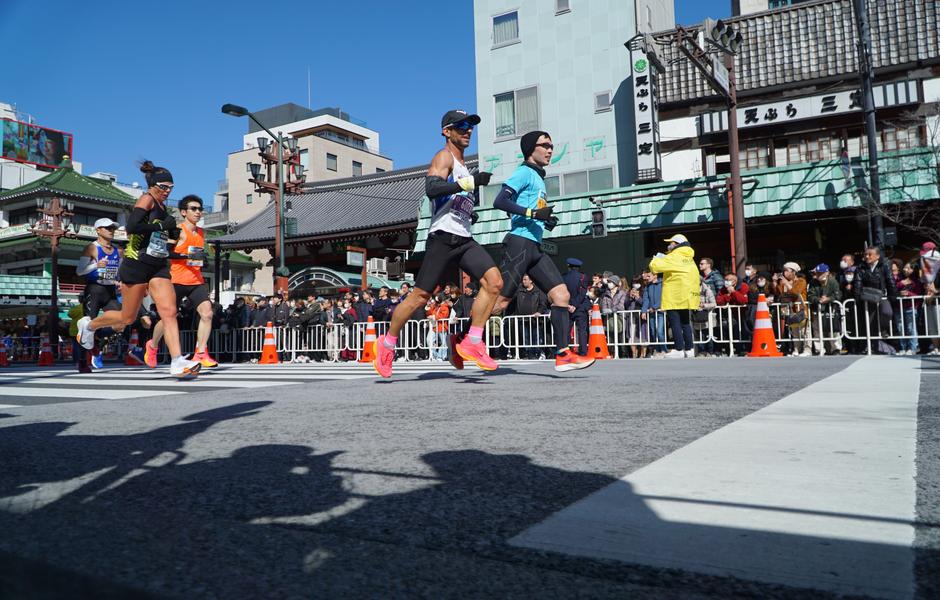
[503,163,549,244]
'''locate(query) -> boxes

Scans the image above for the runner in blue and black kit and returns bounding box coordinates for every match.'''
[74,217,123,370]
[492,131,595,372]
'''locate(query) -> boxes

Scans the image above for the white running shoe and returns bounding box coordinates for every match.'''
[664,349,685,359]
[169,355,201,379]
[684,349,695,358]
[76,316,95,350]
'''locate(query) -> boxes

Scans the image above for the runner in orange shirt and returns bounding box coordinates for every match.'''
[145,194,218,368]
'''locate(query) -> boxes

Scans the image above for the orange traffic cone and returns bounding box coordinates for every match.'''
[0,340,8,367]
[125,329,144,365]
[259,321,279,364]
[359,316,377,363]
[36,334,55,366]
[586,304,611,360]
[747,294,783,357]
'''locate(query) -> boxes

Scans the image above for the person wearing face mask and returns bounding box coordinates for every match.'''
[625,277,647,358]
[605,275,627,344]
[692,277,717,357]
[895,261,923,355]
[840,265,861,354]
[807,264,842,356]
[774,262,811,356]
[640,270,666,356]
[716,272,749,355]
[855,246,898,354]
[742,264,756,288]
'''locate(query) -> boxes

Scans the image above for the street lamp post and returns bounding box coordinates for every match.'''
[29,196,79,354]
[221,103,306,293]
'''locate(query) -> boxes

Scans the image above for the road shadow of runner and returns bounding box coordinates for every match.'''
[0,402,270,512]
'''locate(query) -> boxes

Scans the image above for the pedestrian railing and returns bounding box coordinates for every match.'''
[20,294,940,365]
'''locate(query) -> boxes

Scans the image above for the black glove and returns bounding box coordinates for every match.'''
[544,216,559,231]
[159,215,178,233]
[531,206,554,221]
[474,171,492,187]
[471,212,480,225]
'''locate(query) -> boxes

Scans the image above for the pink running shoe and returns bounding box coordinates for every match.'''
[373,334,394,378]
[144,340,158,369]
[455,337,498,371]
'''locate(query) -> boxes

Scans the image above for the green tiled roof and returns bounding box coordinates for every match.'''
[0,274,54,296]
[0,166,136,205]
[416,147,938,251]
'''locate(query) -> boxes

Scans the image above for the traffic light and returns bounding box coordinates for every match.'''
[703,18,743,53]
[591,208,607,238]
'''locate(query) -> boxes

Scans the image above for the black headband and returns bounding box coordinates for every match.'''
[149,169,174,186]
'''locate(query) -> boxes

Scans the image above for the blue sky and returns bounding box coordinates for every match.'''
[1,0,729,209]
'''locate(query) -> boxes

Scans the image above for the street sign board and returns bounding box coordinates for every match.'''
[627,34,663,183]
[541,240,558,256]
[712,55,729,96]
[346,250,364,268]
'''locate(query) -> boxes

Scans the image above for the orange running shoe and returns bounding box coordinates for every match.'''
[193,350,218,368]
[373,334,394,378]
[554,350,596,372]
[144,340,158,369]
[455,337,498,371]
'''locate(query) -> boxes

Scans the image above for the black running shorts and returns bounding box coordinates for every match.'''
[498,233,564,298]
[414,230,496,292]
[118,258,170,285]
[83,282,120,318]
[173,283,210,309]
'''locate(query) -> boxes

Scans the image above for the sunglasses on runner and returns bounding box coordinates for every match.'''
[449,121,474,132]
[155,183,174,192]
[535,143,554,150]
[184,206,204,212]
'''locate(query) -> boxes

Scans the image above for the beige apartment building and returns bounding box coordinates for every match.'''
[214,104,394,293]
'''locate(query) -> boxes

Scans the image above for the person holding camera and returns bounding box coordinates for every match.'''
[774,262,810,356]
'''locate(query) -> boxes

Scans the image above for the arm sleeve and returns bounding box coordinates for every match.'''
[425,176,462,199]
[76,256,97,276]
[492,185,529,217]
[126,207,162,234]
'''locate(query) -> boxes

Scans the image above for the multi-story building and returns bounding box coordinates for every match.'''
[472,0,674,201]
[214,103,394,292]
[732,0,814,16]
[410,0,940,278]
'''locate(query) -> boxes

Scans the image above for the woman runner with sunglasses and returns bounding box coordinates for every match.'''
[76,160,201,379]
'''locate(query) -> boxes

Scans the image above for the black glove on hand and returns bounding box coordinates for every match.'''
[474,171,492,187]
[531,206,554,221]
[471,212,480,225]
[160,215,178,233]
[544,216,559,231]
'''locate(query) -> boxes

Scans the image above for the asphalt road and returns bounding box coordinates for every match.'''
[0,356,935,599]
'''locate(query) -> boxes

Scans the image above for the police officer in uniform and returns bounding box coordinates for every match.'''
[563,258,591,356]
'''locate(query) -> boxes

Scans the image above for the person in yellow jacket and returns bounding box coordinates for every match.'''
[649,233,700,358]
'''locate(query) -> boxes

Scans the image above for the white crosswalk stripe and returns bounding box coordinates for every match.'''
[0,361,543,405]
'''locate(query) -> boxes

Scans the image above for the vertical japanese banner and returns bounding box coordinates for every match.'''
[628,36,662,183]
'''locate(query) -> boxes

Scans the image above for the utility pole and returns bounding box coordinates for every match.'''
[852,0,884,249]
[725,51,746,276]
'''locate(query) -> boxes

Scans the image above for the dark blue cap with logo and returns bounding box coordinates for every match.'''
[566,258,583,267]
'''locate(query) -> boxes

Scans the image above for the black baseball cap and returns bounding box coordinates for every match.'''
[441,110,481,129]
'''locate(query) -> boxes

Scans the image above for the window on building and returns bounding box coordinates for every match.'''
[492,11,519,47]
[352,161,363,177]
[246,194,252,205]
[545,175,561,198]
[738,141,769,170]
[594,91,612,113]
[326,153,337,171]
[495,86,539,139]
[564,171,588,195]
[588,167,614,191]
[299,149,309,170]
[376,167,386,173]
[555,0,570,14]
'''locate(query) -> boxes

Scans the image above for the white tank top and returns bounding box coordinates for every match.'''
[428,153,474,238]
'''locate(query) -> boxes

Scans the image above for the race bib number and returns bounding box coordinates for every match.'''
[451,193,475,220]
[146,231,169,258]
[186,245,203,267]
[98,266,118,283]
